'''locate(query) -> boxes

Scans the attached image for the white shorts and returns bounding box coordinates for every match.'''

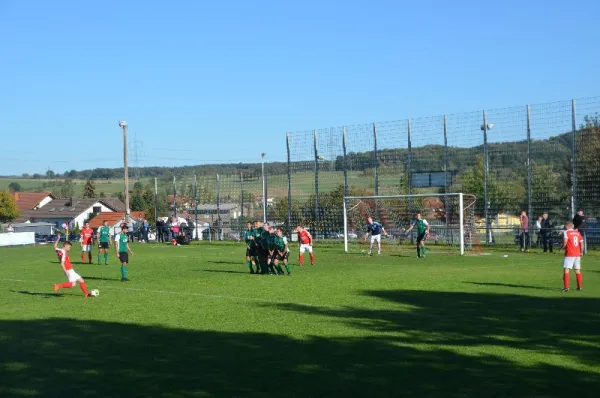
[64,269,82,283]
[299,244,313,253]
[81,245,92,252]
[563,257,581,270]
[370,234,381,243]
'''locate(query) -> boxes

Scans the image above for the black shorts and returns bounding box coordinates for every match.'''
[118,252,129,264]
[99,242,110,249]
[246,246,255,257]
[258,247,269,260]
[417,232,427,244]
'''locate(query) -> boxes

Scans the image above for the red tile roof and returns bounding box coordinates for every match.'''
[88,212,146,229]
[11,192,54,211]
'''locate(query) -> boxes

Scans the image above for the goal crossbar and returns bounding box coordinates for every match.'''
[343,193,470,255]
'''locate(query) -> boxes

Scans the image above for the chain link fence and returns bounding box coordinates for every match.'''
[147,97,599,248]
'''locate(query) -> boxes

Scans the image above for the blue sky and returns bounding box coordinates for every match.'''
[1,0,599,175]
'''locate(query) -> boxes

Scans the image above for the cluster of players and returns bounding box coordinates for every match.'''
[244,221,315,275]
[51,220,135,297]
[48,212,586,296]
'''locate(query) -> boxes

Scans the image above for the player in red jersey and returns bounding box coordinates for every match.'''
[562,221,584,292]
[80,222,94,264]
[52,235,93,297]
[296,224,315,266]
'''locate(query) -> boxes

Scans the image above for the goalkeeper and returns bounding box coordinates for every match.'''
[405,212,430,258]
[364,216,387,255]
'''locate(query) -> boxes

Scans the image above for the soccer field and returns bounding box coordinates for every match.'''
[1,243,599,397]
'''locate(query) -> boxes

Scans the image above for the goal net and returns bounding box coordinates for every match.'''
[343,193,477,255]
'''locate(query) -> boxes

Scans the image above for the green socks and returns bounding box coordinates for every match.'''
[247,260,253,270]
[121,266,128,279]
[422,246,426,256]
[104,253,109,264]
[97,254,101,264]
[284,263,291,274]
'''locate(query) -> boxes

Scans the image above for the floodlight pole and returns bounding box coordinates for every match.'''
[118,121,130,215]
[261,153,267,224]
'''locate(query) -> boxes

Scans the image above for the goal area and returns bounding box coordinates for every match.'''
[343,193,477,255]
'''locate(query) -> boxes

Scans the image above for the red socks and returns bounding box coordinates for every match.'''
[60,282,73,288]
[563,273,570,290]
[299,254,304,265]
[310,253,315,265]
[79,282,89,296]
[81,253,85,263]
[576,273,583,289]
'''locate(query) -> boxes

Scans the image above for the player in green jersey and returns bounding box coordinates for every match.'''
[273,228,291,275]
[244,222,258,274]
[259,223,273,274]
[115,225,135,282]
[252,220,267,274]
[97,220,112,265]
[267,226,278,274]
[405,212,430,258]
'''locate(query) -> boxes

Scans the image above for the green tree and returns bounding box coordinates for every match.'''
[58,180,75,198]
[46,169,55,178]
[83,179,96,198]
[8,182,22,192]
[453,155,521,217]
[0,190,19,222]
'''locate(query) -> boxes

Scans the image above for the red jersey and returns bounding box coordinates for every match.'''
[299,230,312,244]
[81,228,94,244]
[564,229,583,257]
[55,248,73,271]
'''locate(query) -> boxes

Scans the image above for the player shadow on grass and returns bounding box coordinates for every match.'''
[207,260,245,265]
[12,290,64,298]
[81,276,122,281]
[463,281,557,291]
[2,291,600,397]
[200,269,249,275]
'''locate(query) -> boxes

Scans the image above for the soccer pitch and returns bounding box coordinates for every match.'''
[1,243,599,397]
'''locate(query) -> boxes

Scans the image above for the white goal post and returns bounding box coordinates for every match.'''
[343,193,476,255]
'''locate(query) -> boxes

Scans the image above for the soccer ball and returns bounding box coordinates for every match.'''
[90,289,100,297]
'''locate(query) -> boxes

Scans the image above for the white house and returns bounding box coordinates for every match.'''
[29,198,126,230]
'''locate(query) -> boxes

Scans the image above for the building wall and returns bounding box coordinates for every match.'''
[32,203,115,229]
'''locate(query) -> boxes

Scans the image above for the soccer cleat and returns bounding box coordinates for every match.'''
[250,269,255,274]
[53,284,60,292]
[121,278,130,282]
[561,288,569,292]
[85,293,95,298]
[577,288,582,291]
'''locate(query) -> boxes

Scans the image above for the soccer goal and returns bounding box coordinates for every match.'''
[343,193,477,255]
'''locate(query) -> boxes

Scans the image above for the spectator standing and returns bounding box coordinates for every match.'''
[156,219,164,242]
[573,209,586,255]
[171,216,179,239]
[535,216,542,247]
[143,218,150,243]
[540,212,553,253]
[519,210,529,252]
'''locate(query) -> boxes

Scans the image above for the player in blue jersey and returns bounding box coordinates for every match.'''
[364,216,387,255]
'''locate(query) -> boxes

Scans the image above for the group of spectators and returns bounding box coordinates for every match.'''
[519,209,586,252]
[155,216,195,243]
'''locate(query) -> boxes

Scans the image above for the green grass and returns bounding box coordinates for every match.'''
[1,242,599,397]
[0,177,134,196]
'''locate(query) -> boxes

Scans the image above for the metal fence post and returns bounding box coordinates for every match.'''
[194,174,199,240]
[286,132,292,233]
[571,99,577,219]
[373,122,379,196]
[216,174,221,240]
[482,110,490,245]
[314,129,320,235]
[526,105,533,248]
[407,118,413,215]
[173,176,177,218]
[240,172,244,234]
[443,115,451,243]
[342,127,348,198]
